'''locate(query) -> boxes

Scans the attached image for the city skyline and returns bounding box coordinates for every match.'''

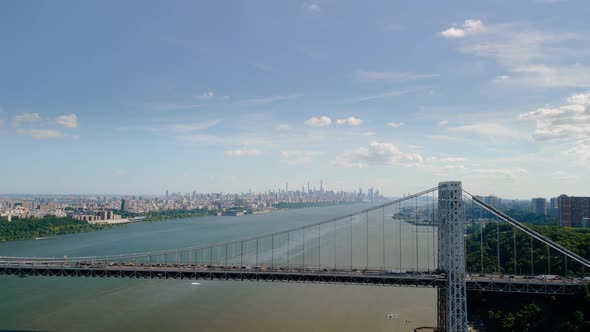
[1,1,590,198]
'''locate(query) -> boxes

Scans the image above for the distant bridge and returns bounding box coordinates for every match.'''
[2,181,589,332]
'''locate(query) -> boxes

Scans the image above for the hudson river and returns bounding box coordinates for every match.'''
[0,204,436,331]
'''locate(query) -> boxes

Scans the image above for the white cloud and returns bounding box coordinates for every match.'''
[566,138,590,166]
[553,170,577,180]
[332,141,423,168]
[55,114,79,128]
[305,116,332,127]
[168,120,220,133]
[276,124,290,130]
[493,75,510,83]
[447,20,590,88]
[336,117,363,126]
[440,19,485,38]
[196,91,214,100]
[355,71,436,83]
[234,94,298,105]
[449,122,525,139]
[303,2,320,13]
[387,122,404,128]
[224,149,263,157]
[438,120,449,126]
[519,92,590,141]
[15,112,41,123]
[280,150,322,165]
[472,167,528,180]
[17,129,67,139]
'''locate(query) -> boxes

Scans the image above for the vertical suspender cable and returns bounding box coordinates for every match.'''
[415,196,419,272]
[496,223,500,273]
[366,211,369,270]
[399,201,402,271]
[530,236,534,276]
[382,207,385,271]
[350,215,353,270]
[513,227,517,274]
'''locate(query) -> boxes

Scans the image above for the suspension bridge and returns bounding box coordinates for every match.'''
[1,181,589,331]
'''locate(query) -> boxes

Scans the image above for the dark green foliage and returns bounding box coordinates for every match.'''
[467,223,590,331]
[469,286,590,332]
[0,216,112,241]
[465,223,590,275]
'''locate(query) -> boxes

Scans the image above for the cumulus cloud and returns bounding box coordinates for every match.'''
[280,150,322,165]
[387,122,404,128]
[55,114,79,128]
[519,92,590,141]
[303,2,320,13]
[305,116,332,127]
[438,120,449,126]
[331,141,466,175]
[331,141,423,168]
[15,112,41,123]
[224,149,263,157]
[440,19,485,38]
[17,129,67,139]
[355,71,436,83]
[276,124,290,130]
[336,117,363,126]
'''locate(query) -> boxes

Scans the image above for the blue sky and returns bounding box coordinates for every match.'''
[1,0,589,198]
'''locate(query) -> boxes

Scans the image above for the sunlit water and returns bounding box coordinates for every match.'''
[0,204,436,332]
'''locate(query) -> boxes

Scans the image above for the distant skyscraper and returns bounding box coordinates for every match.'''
[121,198,126,212]
[558,195,590,227]
[320,180,323,194]
[549,197,558,218]
[531,198,546,215]
[165,190,169,199]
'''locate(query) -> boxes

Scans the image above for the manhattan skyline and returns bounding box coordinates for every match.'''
[1,1,589,198]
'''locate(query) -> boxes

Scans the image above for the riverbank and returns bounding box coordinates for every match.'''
[0,216,114,242]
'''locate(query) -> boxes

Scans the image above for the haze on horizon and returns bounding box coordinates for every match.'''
[1,0,589,199]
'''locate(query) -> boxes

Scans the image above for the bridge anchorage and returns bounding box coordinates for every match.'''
[2,181,590,332]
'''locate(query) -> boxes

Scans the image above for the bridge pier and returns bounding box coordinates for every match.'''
[437,181,468,332]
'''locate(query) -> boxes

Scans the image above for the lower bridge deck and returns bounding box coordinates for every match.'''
[1,262,586,295]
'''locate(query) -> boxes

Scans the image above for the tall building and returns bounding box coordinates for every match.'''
[558,195,590,227]
[549,197,558,218]
[479,195,501,209]
[531,198,547,215]
[121,198,127,212]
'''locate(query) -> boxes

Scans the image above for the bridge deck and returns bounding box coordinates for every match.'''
[1,262,586,295]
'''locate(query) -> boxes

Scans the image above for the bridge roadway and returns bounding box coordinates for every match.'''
[1,260,587,295]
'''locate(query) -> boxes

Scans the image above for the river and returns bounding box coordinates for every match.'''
[0,204,437,332]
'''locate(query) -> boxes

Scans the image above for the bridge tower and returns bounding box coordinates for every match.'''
[437,181,468,332]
